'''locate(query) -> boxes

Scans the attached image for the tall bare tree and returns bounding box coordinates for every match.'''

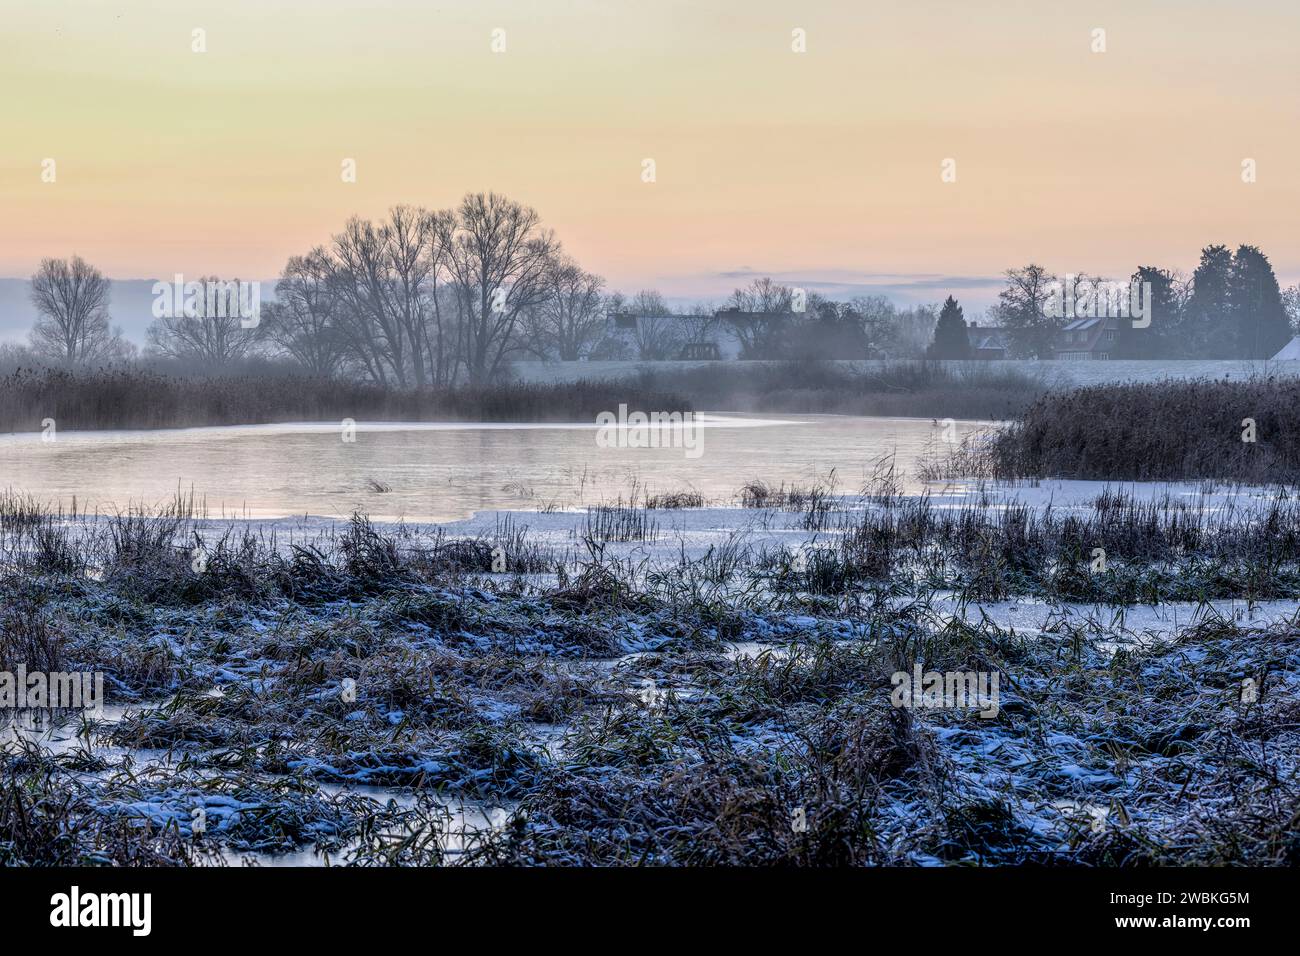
[29,256,129,364]
[676,303,721,352]
[722,277,792,358]
[330,216,411,385]
[382,205,438,386]
[729,276,793,313]
[146,276,258,366]
[268,194,600,381]
[439,192,558,383]
[325,206,452,386]
[528,257,606,360]
[991,264,1059,359]
[422,209,459,385]
[262,248,344,376]
[619,289,681,360]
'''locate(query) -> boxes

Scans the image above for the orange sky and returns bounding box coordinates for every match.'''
[2,0,1297,303]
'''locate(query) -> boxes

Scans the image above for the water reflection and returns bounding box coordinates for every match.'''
[0,414,982,521]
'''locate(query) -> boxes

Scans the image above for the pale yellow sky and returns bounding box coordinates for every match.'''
[2,0,1297,301]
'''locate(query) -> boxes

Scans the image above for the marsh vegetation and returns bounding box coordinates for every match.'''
[986,378,1300,483]
[0,365,691,432]
[2,478,1296,866]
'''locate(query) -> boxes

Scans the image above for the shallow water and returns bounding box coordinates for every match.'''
[2,698,515,868]
[0,414,983,522]
[217,788,516,867]
[0,700,149,755]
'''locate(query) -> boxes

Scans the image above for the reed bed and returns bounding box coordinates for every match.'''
[987,378,1300,483]
[0,366,691,431]
[633,359,1046,420]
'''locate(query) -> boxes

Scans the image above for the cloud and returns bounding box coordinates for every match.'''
[652,269,1006,311]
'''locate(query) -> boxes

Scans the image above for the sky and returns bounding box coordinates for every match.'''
[2,0,1298,321]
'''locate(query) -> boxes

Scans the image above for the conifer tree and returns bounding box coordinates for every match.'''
[926,295,971,359]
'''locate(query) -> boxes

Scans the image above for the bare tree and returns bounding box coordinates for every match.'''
[330,215,413,385]
[586,292,634,360]
[888,303,939,358]
[439,192,558,383]
[382,205,438,386]
[991,264,1059,359]
[146,276,258,366]
[422,209,459,385]
[847,295,898,350]
[721,277,792,358]
[29,256,130,364]
[729,276,793,313]
[269,195,603,382]
[262,248,344,376]
[677,303,720,347]
[620,289,680,360]
[528,257,606,360]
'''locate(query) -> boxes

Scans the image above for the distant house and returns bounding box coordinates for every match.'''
[677,341,721,360]
[1054,317,1120,360]
[714,308,801,359]
[608,312,639,333]
[966,323,1010,360]
[603,311,741,360]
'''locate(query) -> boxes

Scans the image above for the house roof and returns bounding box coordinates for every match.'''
[607,312,700,321]
[1271,337,1300,360]
[1061,318,1103,332]
[1054,316,1120,353]
[969,327,1009,351]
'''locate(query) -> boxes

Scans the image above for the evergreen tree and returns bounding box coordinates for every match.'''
[1181,245,1234,357]
[1228,244,1290,358]
[926,295,971,359]
[1118,266,1179,358]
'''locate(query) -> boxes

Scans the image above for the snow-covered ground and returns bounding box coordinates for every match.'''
[141,475,1297,650]
[7,473,1297,866]
[152,474,1294,567]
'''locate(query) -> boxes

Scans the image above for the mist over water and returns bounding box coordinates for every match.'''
[0,414,980,521]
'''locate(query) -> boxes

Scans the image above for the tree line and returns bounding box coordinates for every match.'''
[926,245,1298,360]
[19,203,1300,375]
[18,193,942,375]
[21,193,604,382]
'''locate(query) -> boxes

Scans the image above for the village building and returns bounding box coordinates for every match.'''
[966,323,1010,360]
[603,311,744,360]
[1053,316,1120,360]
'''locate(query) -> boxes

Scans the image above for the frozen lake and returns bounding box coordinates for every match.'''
[0,413,984,521]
